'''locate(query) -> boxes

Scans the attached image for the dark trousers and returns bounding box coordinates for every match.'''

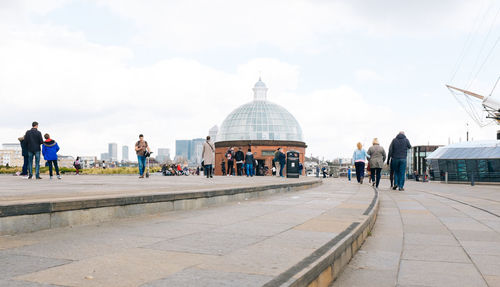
[227,160,234,175]
[354,161,365,183]
[21,155,28,175]
[391,158,407,188]
[205,164,213,178]
[47,160,60,176]
[371,168,382,187]
[236,162,243,176]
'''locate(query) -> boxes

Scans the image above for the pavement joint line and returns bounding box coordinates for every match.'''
[261,222,360,287]
[363,187,379,215]
[384,191,406,286]
[416,189,500,218]
[408,190,492,286]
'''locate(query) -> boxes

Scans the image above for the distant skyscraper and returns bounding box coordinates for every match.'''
[156,148,171,163]
[209,125,218,142]
[191,138,204,164]
[108,143,117,162]
[122,146,129,162]
[175,140,191,160]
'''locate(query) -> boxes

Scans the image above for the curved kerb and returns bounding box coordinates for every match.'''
[0,179,322,235]
[263,186,379,287]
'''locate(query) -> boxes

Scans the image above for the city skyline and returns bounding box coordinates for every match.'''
[0,1,499,159]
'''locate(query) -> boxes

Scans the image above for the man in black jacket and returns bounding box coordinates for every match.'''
[24,121,44,179]
[388,131,411,191]
[234,147,244,176]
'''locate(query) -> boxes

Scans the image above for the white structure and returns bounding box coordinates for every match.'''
[217,78,304,142]
[122,145,129,162]
[108,143,117,162]
[2,143,21,151]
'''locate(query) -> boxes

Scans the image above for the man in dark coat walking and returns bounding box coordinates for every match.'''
[388,131,411,191]
[24,121,44,179]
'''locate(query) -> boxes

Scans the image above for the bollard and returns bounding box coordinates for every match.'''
[445,172,448,184]
[471,173,475,186]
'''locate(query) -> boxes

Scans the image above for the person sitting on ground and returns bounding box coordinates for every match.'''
[42,133,61,179]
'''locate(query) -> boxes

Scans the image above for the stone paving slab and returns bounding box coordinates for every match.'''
[333,180,500,287]
[0,175,315,205]
[0,179,375,287]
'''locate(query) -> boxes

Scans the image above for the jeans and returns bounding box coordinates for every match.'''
[354,161,365,183]
[204,164,213,178]
[279,162,285,177]
[391,158,407,188]
[47,160,60,176]
[137,155,146,176]
[246,163,254,176]
[27,151,40,178]
[21,155,28,175]
[371,168,382,188]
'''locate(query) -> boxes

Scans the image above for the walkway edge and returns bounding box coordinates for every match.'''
[281,187,379,287]
[0,179,322,236]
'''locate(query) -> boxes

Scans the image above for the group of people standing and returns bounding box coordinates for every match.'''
[18,121,62,179]
[352,131,411,191]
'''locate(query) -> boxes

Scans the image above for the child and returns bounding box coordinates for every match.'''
[42,133,61,179]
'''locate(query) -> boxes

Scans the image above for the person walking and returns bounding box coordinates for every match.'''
[278,149,286,177]
[42,133,61,179]
[352,142,369,184]
[74,156,82,175]
[134,134,150,178]
[226,147,235,176]
[244,148,254,177]
[18,136,28,176]
[274,148,281,177]
[367,138,386,188]
[347,166,352,181]
[24,121,44,179]
[235,147,244,176]
[202,136,215,178]
[388,131,412,191]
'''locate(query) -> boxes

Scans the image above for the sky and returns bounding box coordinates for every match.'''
[1,0,499,161]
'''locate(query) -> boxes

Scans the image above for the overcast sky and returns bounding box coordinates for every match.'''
[1,0,499,160]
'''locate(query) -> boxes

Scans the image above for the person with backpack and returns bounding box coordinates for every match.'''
[234,147,245,176]
[278,149,286,177]
[24,121,44,179]
[134,134,150,178]
[274,148,281,177]
[42,133,61,179]
[226,147,235,176]
[202,136,215,178]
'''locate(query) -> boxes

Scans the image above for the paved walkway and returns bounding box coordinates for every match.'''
[333,180,500,287]
[0,179,374,287]
[0,175,316,205]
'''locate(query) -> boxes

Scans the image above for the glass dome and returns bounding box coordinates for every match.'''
[217,79,303,142]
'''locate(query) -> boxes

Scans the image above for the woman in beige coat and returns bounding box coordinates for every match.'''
[367,138,386,188]
[202,136,215,178]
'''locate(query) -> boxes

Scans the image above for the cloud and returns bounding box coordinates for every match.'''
[355,69,382,82]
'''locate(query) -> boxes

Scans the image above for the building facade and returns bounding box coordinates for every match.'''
[122,146,129,162]
[108,143,117,162]
[407,145,441,177]
[214,78,306,176]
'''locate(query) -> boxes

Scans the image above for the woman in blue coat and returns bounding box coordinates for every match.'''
[42,133,61,179]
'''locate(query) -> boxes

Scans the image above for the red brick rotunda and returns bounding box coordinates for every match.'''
[214,78,306,176]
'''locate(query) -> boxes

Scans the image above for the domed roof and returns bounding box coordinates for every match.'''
[217,79,304,142]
